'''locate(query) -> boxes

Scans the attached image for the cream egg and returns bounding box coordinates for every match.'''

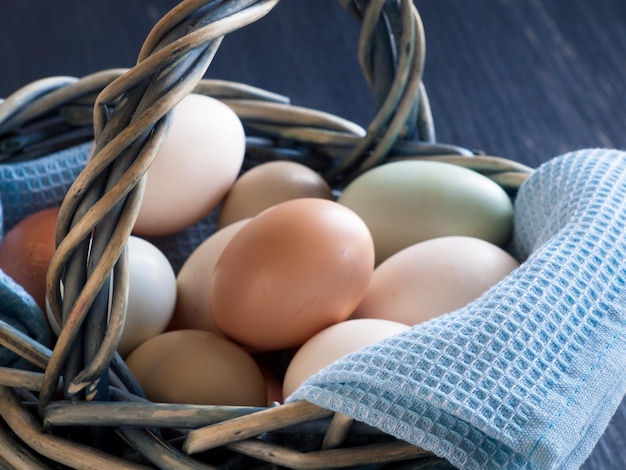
[45,236,177,357]
[133,93,246,236]
[282,318,409,398]
[170,218,250,334]
[352,236,519,325]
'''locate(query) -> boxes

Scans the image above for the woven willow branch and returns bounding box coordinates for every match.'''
[41,0,279,411]
[325,0,429,182]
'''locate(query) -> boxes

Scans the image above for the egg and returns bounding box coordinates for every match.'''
[125,329,266,406]
[352,236,519,325]
[338,160,514,264]
[216,160,333,229]
[132,93,246,236]
[211,198,375,351]
[170,218,250,334]
[0,207,59,312]
[117,236,177,357]
[282,318,410,398]
[45,236,177,354]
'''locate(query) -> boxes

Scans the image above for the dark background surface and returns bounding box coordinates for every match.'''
[1,1,625,468]
[1,0,625,167]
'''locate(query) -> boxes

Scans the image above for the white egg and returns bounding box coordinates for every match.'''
[118,236,177,357]
[45,236,177,358]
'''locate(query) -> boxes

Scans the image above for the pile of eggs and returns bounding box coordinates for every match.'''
[0,94,520,408]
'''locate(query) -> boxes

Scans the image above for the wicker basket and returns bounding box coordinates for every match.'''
[0,1,533,468]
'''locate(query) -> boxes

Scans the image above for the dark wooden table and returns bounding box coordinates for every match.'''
[1,1,625,468]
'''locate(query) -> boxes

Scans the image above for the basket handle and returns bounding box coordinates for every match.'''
[40,0,280,412]
[326,0,433,182]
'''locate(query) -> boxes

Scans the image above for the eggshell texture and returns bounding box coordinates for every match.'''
[211,198,375,351]
[337,160,514,264]
[133,93,246,236]
[216,160,333,229]
[117,236,177,357]
[352,236,520,325]
[282,319,409,398]
[0,207,59,311]
[125,329,266,406]
[171,218,250,334]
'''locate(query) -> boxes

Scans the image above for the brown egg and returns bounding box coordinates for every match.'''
[0,207,60,311]
[125,329,267,406]
[216,160,333,229]
[211,198,375,351]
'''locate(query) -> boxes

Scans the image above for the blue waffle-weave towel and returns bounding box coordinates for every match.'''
[0,143,91,236]
[290,148,626,469]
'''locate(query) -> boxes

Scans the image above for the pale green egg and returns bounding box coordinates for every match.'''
[337,160,514,265]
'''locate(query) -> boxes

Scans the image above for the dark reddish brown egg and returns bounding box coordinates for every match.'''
[0,207,60,311]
